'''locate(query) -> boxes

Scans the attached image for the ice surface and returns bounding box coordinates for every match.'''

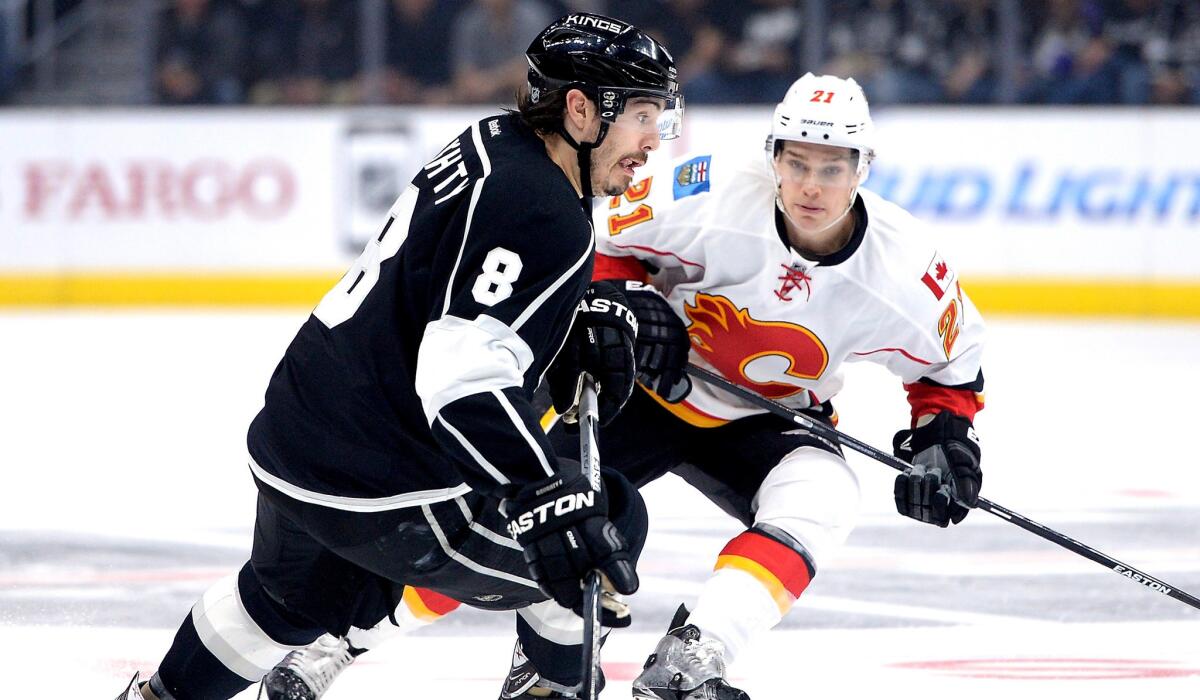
[1,312,1198,697]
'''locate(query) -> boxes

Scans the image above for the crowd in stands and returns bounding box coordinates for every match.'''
[151,0,1200,106]
[0,6,13,104]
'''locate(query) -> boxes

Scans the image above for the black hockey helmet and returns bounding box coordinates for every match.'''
[524,14,683,198]
[526,13,683,141]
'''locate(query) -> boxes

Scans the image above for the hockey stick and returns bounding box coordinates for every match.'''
[685,364,1200,612]
[577,375,604,700]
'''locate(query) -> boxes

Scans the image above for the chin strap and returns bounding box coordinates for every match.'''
[557,121,610,200]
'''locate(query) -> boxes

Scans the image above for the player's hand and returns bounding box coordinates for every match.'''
[505,471,639,626]
[546,281,638,426]
[622,281,692,403]
[892,411,981,527]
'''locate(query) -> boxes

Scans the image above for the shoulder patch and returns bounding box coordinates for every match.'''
[920,252,957,300]
[673,156,711,200]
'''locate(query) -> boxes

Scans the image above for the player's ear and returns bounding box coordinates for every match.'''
[563,88,595,136]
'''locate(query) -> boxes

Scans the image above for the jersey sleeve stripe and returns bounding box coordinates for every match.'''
[510,237,594,331]
[608,241,706,270]
[439,121,492,318]
[492,389,555,478]
[414,314,534,423]
[434,415,511,485]
[471,118,493,177]
[851,347,932,365]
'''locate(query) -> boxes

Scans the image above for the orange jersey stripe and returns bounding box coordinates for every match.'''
[641,384,730,428]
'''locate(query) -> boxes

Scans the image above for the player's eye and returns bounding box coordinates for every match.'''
[823,166,843,177]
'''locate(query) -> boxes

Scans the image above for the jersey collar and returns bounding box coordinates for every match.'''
[774,193,868,267]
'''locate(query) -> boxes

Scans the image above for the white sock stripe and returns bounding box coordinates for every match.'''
[516,600,585,646]
[190,572,305,682]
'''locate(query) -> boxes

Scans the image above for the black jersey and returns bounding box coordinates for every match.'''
[247,114,594,509]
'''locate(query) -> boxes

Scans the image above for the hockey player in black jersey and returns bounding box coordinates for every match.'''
[115,13,683,700]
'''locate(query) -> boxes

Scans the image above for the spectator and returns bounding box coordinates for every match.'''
[1021,0,1103,102]
[1093,0,1160,104]
[449,0,552,104]
[824,0,945,105]
[1169,0,1200,104]
[252,0,361,105]
[0,8,12,104]
[155,0,247,105]
[383,0,461,104]
[938,0,1000,103]
[544,0,608,15]
[706,0,802,103]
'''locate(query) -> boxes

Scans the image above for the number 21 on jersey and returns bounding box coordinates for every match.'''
[607,176,653,236]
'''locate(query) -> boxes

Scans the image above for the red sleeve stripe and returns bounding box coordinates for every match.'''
[904,382,984,425]
[403,586,461,621]
[608,242,706,270]
[714,531,813,613]
[852,347,933,365]
[592,253,649,282]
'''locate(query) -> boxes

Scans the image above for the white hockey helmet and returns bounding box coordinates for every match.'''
[767,73,876,181]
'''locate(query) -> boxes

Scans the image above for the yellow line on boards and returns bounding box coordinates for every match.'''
[0,274,1198,318]
[0,273,340,307]
[964,279,1200,318]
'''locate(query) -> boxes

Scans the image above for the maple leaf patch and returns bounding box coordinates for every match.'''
[921,253,956,300]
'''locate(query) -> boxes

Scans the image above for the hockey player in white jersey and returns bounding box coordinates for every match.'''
[571,72,986,699]
[261,73,985,700]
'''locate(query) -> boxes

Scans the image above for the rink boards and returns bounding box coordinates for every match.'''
[0,107,1198,316]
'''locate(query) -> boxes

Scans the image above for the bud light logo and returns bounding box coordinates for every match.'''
[868,162,1200,223]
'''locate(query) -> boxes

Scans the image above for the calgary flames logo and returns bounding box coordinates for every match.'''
[684,293,829,399]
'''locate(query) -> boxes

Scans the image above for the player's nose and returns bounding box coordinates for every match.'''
[642,129,661,152]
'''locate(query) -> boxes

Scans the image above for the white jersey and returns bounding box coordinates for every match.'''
[595,151,985,425]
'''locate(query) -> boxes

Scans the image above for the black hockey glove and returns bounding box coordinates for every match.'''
[546,281,638,427]
[622,281,692,403]
[505,471,639,626]
[893,411,982,527]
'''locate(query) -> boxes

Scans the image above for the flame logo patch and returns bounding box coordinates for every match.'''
[684,293,829,399]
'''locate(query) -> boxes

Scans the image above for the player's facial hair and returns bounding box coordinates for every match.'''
[594,151,639,197]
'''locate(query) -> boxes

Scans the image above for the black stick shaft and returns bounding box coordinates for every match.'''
[578,377,603,699]
[685,364,1200,612]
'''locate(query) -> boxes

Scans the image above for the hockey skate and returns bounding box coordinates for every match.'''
[260,634,357,700]
[114,672,143,700]
[498,639,604,699]
[632,606,750,700]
